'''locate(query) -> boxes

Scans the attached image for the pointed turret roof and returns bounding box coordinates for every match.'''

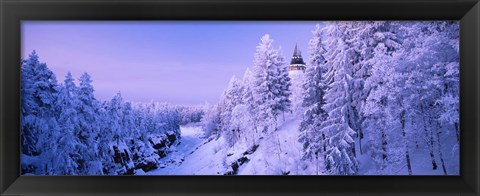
[293,43,300,56]
[290,43,305,65]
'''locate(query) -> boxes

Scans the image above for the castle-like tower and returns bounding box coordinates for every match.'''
[288,44,306,72]
[288,44,306,115]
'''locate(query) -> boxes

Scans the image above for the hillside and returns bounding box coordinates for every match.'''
[146,114,459,175]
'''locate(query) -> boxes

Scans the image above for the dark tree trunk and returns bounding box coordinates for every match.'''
[411,118,420,149]
[401,110,412,175]
[357,114,364,155]
[435,122,448,175]
[381,129,388,161]
[322,133,326,152]
[358,126,364,155]
[421,107,437,170]
[352,145,356,158]
[348,106,360,158]
[454,122,460,145]
[421,105,438,170]
[355,111,364,155]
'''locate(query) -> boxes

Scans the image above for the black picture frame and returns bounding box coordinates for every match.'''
[1,0,479,195]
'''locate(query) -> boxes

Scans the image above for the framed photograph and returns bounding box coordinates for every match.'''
[1,0,479,195]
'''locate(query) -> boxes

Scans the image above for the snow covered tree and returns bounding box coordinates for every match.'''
[102,92,134,174]
[21,51,59,157]
[126,103,161,173]
[20,51,185,175]
[346,21,402,155]
[94,102,113,175]
[274,49,293,122]
[298,24,328,161]
[176,105,205,125]
[218,76,244,147]
[251,34,291,132]
[361,42,403,174]
[241,68,260,143]
[52,72,82,174]
[71,72,104,174]
[20,52,40,157]
[320,22,358,175]
[200,103,221,138]
[403,21,459,174]
[231,104,256,146]
[20,51,62,174]
[349,21,409,174]
[440,62,459,145]
[359,21,459,175]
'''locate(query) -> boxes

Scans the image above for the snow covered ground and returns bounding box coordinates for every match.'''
[146,116,318,175]
[237,117,318,175]
[146,125,208,175]
[145,114,459,175]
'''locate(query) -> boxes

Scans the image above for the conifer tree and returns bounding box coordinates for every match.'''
[320,22,358,175]
[76,72,104,174]
[219,76,243,147]
[251,34,291,132]
[21,51,59,156]
[54,72,82,174]
[298,24,328,160]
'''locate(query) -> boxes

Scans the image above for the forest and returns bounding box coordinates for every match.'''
[21,21,459,175]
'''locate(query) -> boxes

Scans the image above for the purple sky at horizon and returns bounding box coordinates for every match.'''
[22,21,322,105]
